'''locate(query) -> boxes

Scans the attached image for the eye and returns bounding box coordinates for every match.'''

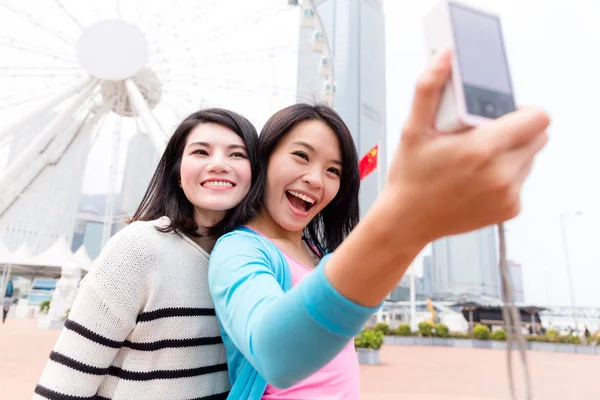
[192,149,208,156]
[327,167,341,176]
[292,151,309,161]
[230,152,247,159]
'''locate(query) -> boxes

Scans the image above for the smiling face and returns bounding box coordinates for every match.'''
[179,122,252,226]
[262,119,342,233]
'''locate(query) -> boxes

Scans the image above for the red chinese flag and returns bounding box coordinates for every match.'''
[359,144,378,180]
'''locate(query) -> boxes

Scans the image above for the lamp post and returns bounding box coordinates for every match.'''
[560,211,582,333]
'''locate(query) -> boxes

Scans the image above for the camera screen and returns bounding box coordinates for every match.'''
[449,2,515,118]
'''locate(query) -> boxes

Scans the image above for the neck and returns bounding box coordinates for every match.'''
[194,208,226,233]
[190,208,226,252]
[250,207,304,248]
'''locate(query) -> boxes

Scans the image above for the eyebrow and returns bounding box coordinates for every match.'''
[291,140,342,166]
[187,141,246,150]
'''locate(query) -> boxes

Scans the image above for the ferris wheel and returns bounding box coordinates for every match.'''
[0,0,335,255]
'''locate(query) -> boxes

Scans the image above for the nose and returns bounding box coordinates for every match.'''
[206,152,230,174]
[302,165,324,190]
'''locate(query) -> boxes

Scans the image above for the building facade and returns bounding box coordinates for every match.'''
[429,226,501,302]
[296,0,387,217]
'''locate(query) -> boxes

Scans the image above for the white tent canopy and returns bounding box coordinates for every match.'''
[0,240,12,264]
[0,238,93,278]
[73,245,93,272]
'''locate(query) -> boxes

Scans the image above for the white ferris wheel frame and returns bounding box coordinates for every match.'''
[0,0,336,249]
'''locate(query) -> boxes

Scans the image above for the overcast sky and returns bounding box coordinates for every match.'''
[0,0,598,308]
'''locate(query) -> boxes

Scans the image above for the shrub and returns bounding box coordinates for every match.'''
[39,300,51,314]
[544,329,560,342]
[450,332,472,339]
[434,323,450,338]
[374,322,390,335]
[355,329,384,350]
[418,322,434,337]
[490,329,507,341]
[473,325,491,340]
[395,324,412,337]
[558,335,580,345]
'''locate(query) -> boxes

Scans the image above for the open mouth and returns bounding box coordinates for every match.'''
[286,190,316,213]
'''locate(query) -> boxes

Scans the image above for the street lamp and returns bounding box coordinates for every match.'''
[560,211,582,333]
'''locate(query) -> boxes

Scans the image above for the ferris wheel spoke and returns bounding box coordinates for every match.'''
[148,0,220,56]
[0,39,78,65]
[191,7,292,46]
[0,3,76,48]
[0,76,95,142]
[0,78,98,217]
[161,93,201,117]
[52,0,85,31]
[101,114,122,248]
[125,79,167,154]
[150,3,285,65]
[157,97,190,121]
[163,77,295,98]
[152,44,298,73]
[0,81,69,106]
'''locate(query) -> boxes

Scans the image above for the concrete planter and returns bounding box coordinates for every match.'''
[529,342,556,353]
[576,346,597,355]
[432,338,452,347]
[384,336,414,346]
[356,348,380,365]
[414,337,434,346]
[555,344,579,354]
[471,340,492,349]
[490,340,508,350]
[385,335,599,355]
[453,338,474,348]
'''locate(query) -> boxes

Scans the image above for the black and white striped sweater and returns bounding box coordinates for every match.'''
[34,218,230,400]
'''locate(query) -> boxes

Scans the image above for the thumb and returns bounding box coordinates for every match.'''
[406,48,453,133]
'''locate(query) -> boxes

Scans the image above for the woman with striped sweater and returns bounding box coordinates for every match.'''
[34,109,259,400]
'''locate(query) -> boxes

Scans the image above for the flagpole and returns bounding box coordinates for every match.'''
[410,261,417,332]
[375,140,385,326]
[377,140,382,196]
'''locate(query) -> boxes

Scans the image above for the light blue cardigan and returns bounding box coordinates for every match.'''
[208,227,379,399]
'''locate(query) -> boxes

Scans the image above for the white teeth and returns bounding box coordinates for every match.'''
[287,190,315,204]
[202,181,233,188]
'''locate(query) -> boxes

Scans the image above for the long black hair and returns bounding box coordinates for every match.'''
[129,108,260,238]
[238,103,360,257]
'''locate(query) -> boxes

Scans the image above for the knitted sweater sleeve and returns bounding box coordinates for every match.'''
[33,224,156,399]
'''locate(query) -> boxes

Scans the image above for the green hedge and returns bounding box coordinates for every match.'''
[39,300,51,314]
[374,322,390,335]
[418,322,434,337]
[434,323,450,338]
[490,329,507,341]
[473,325,491,340]
[395,324,412,337]
[355,329,384,350]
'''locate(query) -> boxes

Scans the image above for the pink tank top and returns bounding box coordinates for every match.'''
[261,242,361,399]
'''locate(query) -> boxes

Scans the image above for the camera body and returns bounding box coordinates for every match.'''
[423,0,516,132]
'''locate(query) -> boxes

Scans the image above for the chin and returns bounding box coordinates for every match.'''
[278,216,308,233]
[196,200,239,212]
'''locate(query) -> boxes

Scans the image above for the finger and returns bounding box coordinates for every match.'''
[512,131,548,187]
[407,48,453,130]
[490,129,547,196]
[475,107,550,154]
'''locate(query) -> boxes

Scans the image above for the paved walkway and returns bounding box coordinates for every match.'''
[1,318,599,399]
